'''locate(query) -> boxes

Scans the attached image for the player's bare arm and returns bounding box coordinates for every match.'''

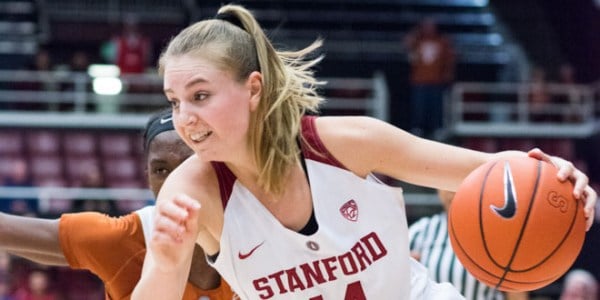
[316,116,595,227]
[316,116,493,190]
[0,212,66,266]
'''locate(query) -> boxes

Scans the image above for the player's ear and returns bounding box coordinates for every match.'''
[247,71,262,112]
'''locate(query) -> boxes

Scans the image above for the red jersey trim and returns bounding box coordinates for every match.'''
[211,115,346,208]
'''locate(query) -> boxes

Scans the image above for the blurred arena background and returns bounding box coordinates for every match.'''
[0,0,599,298]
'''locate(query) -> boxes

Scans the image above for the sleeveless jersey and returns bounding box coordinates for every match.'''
[209,116,463,299]
[59,207,235,300]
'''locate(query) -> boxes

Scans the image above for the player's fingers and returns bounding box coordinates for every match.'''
[154,212,186,242]
[582,186,597,231]
[528,148,578,182]
[567,169,588,199]
[172,193,202,212]
[527,148,550,162]
[152,228,183,244]
[156,194,199,224]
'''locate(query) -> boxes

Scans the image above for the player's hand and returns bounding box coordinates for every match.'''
[151,193,201,270]
[528,148,597,230]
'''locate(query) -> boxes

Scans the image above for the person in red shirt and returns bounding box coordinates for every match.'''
[112,15,151,75]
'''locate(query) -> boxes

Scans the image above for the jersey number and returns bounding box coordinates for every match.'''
[309,281,366,300]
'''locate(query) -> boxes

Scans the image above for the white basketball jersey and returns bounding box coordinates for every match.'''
[136,205,154,247]
[210,158,460,299]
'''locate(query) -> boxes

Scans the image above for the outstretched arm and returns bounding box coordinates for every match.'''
[316,116,596,229]
[0,212,67,266]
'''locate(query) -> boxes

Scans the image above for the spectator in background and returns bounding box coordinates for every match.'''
[102,14,151,75]
[409,190,529,300]
[555,63,583,123]
[404,17,456,140]
[58,51,92,111]
[12,269,57,300]
[68,51,90,73]
[100,14,152,112]
[528,66,553,123]
[559,269,598,300]
[17,49,57,111]
[26,50,52,73]
[0,159,36,216]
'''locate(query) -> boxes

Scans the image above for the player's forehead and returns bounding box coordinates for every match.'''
[148,131,192,159]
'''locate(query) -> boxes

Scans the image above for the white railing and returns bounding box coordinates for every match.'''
[0,69,389,128]
[448,82,598,137]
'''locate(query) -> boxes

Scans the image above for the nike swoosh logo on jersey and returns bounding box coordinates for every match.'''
[491,161,517,219]
[238,241,264,260]
[159,117,172,124]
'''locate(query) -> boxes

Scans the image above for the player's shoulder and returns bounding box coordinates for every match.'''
[158,154,221,209]
[166,154,216,187]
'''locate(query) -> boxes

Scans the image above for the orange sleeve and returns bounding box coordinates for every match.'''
[58,212,146,284]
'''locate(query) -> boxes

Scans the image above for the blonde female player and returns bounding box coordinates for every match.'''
[0,109,234,299]
[132,4,597,300]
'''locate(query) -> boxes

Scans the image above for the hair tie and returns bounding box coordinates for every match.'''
[215,12,244,30]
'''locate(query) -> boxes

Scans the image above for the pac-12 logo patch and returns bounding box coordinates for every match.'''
[340,199,358,222]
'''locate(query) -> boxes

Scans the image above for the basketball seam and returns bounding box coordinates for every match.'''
[449,216,556,286]
[495,160,542,289]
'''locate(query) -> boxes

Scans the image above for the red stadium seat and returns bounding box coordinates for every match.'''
[102,156,140,182]
[64,156,100,187]
[29,155,64,184]
[99,133,133,158]
[0,155,26,179]
[0,131,24,156]
[35,177,67,188]
[26,130,61,156]
[63,132,97,157]
[116,199,149,214]
[131,134,144,156]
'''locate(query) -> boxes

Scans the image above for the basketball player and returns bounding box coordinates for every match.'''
[132,4,597,299]
[409,190,529,300]
[0,109,234,299]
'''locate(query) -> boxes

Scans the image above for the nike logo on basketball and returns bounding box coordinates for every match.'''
[491,161,517,218]
[159,117,172,124]
[238,241,264,260]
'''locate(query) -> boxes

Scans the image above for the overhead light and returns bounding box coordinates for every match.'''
[93,77,122,95]
[87,64,120,78]
[88,64,122,95]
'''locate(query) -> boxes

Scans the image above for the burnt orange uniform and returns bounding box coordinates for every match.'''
[59,207,234,299]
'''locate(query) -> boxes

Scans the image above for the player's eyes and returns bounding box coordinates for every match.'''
[152,167,170,176]
[194,92,208,101]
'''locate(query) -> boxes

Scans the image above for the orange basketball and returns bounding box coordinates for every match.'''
[448,156,586,292]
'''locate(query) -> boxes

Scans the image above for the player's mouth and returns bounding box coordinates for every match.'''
[189,131,212,143]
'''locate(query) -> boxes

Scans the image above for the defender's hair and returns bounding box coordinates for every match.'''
[158,4,325,194]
